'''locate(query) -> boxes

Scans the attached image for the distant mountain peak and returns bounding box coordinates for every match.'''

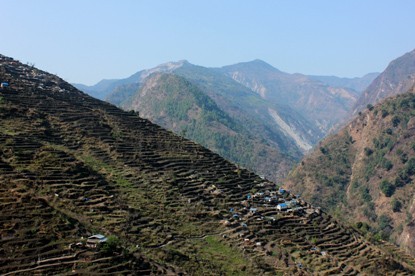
[156,59,189,70]
[353,48,415,114]
[137,60,189,82]
[222,59,281,73]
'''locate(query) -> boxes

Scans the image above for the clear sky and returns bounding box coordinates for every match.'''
[2,0,415,85]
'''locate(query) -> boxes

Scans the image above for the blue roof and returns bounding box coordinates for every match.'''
[89,234,107,240]
[278,203,288,208]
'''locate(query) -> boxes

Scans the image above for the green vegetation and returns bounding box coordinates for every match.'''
[287,91,415,253]
[377,214,393,240]
[391,199,402,212]
[364,147,373,156]
[79,154,133,189]
[101,235,121,255]
[392,116,401,127]
[198,236,250,275]
[360,186,372,203]
[379,180,395,197]
[381,158,393,171]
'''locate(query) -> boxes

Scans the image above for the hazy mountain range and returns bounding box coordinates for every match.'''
[74,60,378,181]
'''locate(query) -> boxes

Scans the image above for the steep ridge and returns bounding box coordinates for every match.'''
[3,54,414,274]
[106,62,322,181]
[286,87,415,257]
[173,62,323,147]
[219,60,361,133]
[118,72,296,181]
[74,60,188,100]
[353,48,415,114]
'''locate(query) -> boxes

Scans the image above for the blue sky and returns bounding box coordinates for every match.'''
[2,0,415,85]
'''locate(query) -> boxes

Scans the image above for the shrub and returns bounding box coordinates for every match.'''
[405,158,415,176]
[392,116,401,127]
[320,147,329,155]
[364,147,373,156]
[100,235,121,255]
[360,187,372,203]
[364,205,377,221]
[391,199,402,212]
[395,170,411,187]
[378,214,393,240]
[356,221,371,234]
[381,109,389,118]
[367,104,374,111]
[400,153,408,164]
[379,180,395,197]
[382,159,393,171]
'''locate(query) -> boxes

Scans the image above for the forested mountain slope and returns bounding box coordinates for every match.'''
[286,87,415,256]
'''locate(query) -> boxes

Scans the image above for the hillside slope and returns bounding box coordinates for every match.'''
[219,60,361,133]
[286,87,415,256]
[107,62,322,181]
[1,55,415,274]
[354,48,415,114]
[118,72,296,180]
[79,60,374,182]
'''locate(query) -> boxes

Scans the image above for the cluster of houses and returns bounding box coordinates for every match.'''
[224,187,305,230]
[241,188,303,212]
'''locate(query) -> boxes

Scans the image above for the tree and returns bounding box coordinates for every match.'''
[391,199,402,212]
[364,147,373,156]
[379,180,395,197]
[392,116,401,127]
[100,235,121,255]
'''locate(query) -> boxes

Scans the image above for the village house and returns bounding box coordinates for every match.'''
[276,203,288,211]
[86,234,107,248]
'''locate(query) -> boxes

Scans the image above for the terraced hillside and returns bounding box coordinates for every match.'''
[1,54,415,274]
